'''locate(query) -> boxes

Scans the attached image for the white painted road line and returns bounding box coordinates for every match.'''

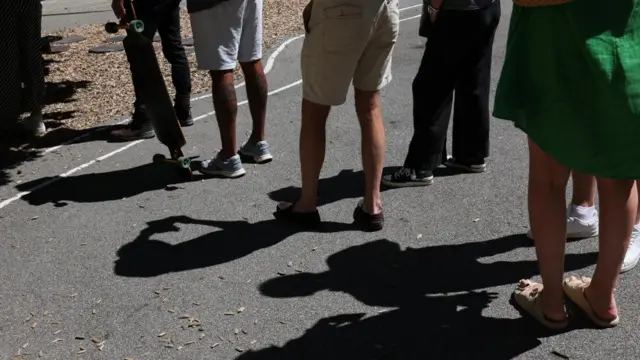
[41,35,306,154]
[42,4,421,154]
[0,9,422,210]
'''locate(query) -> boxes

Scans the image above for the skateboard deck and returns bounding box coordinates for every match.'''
[123,33,186,150]
[105,15,193,178]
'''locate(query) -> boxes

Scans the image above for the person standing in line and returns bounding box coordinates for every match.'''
[187,0,272,178]
[494,0,640,329]
[382,0,500,188]
[274,0,399,231]
[0,0,46,136]
[526,171,640,274]
[110,0,193,142]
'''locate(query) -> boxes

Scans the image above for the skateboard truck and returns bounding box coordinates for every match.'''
[151,149,194,180]
[153,151,192,171]
[105,19,144,34]
[105,0,144,35]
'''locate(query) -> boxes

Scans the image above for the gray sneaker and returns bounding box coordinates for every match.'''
[199,152,246,178]
[239,140,273,164]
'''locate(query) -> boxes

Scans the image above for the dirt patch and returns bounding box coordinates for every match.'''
[41,1,307,132]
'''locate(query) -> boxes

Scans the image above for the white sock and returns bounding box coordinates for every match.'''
[634,223,640,232]
[569,204,596,222]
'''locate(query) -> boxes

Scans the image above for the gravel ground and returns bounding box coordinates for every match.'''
[42,2,307,131]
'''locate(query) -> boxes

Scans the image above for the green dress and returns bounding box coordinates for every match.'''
[493,0,640,179]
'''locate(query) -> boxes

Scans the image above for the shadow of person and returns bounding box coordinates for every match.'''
[44,80,92,107]
[269,169,393,207]
[31,125,114,148]
[268,167,471,208]
[114,215,355,277]
[0,147,41,187]
[0,124,124,188]
[236,291,550,360]
[15,163,202,206]
[240,236,596,359]
[259,237,597,307]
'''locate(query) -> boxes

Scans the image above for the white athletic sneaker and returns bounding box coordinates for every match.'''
[621,226,640,273]
[23,114,46,137]
[526,209,599,240]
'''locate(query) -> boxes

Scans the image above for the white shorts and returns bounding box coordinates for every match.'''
[189,0,263,71]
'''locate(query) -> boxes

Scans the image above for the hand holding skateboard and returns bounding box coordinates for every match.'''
[111,0,126,19]
[103,1,195,180]
[106,0,144,35]
[105,19,144,34]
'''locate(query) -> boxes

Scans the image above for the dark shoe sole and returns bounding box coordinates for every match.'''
[180,119,195,127]
[274,202,321,229]
[444,160,486,173]
[353,203,384,232]
[108,131,156,143]
[381,177,434,188]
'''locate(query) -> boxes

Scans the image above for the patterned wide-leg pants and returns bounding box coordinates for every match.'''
[0,0,45,123]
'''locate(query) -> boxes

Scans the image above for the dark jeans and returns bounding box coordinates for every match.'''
[124,0,191,116]
[403,0,501,171]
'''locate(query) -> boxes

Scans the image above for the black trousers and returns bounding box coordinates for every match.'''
[403,0,501,172]
[0,0,44,122]
[124,0,192,114]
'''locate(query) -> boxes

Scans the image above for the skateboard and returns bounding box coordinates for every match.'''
[105,6,194,179]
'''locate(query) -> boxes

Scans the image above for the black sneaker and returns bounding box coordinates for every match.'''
[175,104,194,127]
[381,167,434,188]
[179,113,194,127]
[444,157,486,173]
[109,111,155,142]
[175,97,194,127]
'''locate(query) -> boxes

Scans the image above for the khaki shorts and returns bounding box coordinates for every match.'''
[301,0,400,106]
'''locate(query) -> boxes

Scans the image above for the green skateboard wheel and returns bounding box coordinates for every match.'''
[152,154,166,163]
[129,20,145,34]
[105,22,119,34]
[177,157,191,169]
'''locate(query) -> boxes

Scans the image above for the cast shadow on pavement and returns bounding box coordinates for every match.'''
[268,169,375,207]
[0,148,41,187]
[15,163,203,206]
[237,236,598,359]
[1,123,113,188]
[0,57,94,186]
[113,215,354,278]
[268,167,470,207]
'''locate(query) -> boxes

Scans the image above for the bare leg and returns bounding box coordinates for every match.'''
[294,98,331,213]
[636,181,640,225]
[354,89,385,215]
[570,171,596,207]
[564,170,599,238]
[209,70,238,159]
[527,138,571,321]
[240,60,268,143]
[621,181,640,272]
[587,177,637,319]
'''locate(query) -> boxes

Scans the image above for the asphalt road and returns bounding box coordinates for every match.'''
[42,0,113,32]
[41,0,187,32]
[2,1,640,359]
